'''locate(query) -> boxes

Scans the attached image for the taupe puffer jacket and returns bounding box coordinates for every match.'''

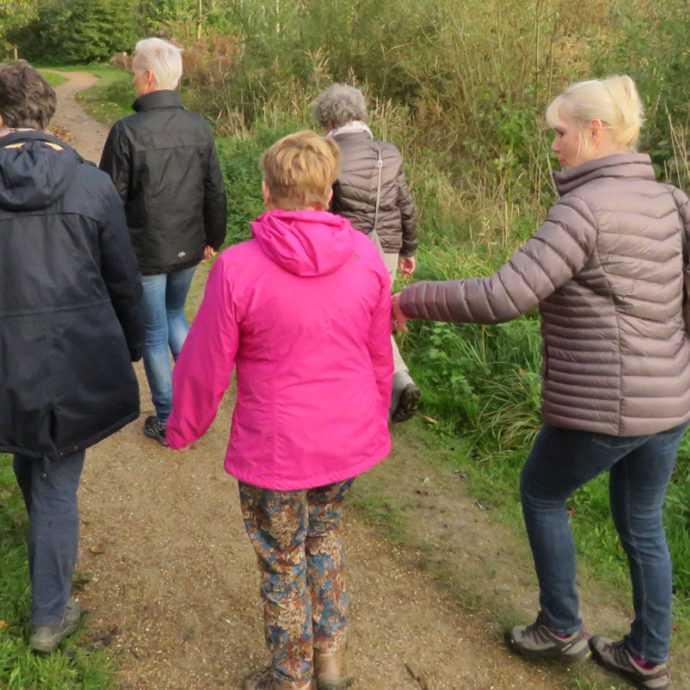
[400,153,690,436]
[330,130,417,257]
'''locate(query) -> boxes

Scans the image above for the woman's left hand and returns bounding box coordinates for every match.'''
[391,293,410,333]
[399,256,416,276]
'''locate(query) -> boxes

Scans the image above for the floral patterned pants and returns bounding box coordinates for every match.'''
[239,478,354,687]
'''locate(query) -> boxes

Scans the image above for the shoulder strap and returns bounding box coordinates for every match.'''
[373,143,383,233]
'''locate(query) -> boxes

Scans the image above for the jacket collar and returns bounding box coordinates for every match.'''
[0,129,71,152]
[553,152,655,196]
[132,89,184,113]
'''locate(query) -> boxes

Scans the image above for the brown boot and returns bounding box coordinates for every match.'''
[314,649,352,690]
[242,667,313,690]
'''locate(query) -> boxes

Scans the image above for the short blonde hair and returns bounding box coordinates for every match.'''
[546,75,644,151]
[260,131,341,211]
[133,37,183,90]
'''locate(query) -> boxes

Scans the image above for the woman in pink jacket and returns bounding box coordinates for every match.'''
[166,130,393,690]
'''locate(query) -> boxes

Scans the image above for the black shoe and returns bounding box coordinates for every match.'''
[391,382,420,424]
[143,415,168,446]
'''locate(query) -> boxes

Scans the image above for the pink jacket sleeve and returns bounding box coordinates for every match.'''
[367,270,394,414]
[166,257,239,448]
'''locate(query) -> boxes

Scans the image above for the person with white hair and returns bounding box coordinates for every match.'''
[100,37,227,446]
[313,83,420,425]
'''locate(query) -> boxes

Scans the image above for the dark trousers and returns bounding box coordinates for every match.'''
[13,450,85,625]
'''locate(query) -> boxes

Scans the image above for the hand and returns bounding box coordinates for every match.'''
[399,255,416,276]
[391,293,410,333]
[202,245,218,262]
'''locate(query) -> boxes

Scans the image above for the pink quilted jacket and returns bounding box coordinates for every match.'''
[166,209,393,489]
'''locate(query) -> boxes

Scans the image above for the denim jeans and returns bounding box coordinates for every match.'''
[521,423,686,663]
[13,450,85,624]
[140,264,197,419]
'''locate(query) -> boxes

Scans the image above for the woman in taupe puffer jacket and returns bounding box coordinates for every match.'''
[393,76,690,689]
[314,84,420,424]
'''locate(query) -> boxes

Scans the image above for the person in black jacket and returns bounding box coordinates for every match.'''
[100,37,228,446]
[0,61,144,653]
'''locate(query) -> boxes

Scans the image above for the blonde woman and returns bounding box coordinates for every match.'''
[393,76,690,689]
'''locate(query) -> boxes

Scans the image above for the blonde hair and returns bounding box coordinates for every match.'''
[545,75,644,151]
[133,37,183,90]
[261,131,341,211]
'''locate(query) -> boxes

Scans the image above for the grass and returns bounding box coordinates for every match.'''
[70,65,133,125]
[38,71,68,87]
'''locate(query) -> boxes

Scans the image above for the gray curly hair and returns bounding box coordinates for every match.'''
[313,83,368,129]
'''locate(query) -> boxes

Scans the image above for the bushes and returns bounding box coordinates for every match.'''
[10,0,140,65]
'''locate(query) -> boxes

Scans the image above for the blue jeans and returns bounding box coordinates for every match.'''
[13,450,85,624]
[521,423,686,663]
[140,265,197,419]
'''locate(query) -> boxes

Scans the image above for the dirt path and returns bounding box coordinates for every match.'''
[51,73,689,690]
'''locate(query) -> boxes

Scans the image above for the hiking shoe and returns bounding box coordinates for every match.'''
[590,636,670,689]
[143,415,168,446]
[30,598,81,653]
[505,613,591,662]
[390,374,420,424]
[242,667,313,690]
[315,649,352,689]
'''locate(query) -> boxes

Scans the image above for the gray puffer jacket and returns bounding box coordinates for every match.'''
[331,130,417,257]
[400,153,690,436]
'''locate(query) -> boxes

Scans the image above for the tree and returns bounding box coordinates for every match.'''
[9,0,140,64]
[0,0,38,59]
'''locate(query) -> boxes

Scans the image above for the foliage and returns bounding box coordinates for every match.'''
[9,0,140,65]
[0,0,37,58]
[592,0,690,187]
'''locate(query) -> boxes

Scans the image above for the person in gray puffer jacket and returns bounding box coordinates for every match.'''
[393,76,690,690]
[313,84,420,424]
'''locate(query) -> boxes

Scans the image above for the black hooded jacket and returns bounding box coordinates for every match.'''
[0,130,144,459]
[99,90,228,275]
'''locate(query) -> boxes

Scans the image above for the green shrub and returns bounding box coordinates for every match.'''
[10,0,140,65]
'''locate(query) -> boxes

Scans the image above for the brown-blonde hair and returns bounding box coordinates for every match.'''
[260,130,341,211]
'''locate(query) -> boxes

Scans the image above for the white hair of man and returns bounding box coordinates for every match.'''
[133,37,183,90]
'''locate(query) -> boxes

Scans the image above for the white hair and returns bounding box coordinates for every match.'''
[312,84,368,129]
[133,37,183,90]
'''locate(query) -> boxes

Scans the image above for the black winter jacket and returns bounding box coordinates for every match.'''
[0,131,144,459]
[100,90,227,275]
[330,130,417,257]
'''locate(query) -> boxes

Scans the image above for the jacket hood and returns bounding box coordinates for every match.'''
[251,209,356,277]
[0,131,78,211]
[554,152,655,196]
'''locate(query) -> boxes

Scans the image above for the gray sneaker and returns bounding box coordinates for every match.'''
[143,415,168,446]
[505,613,591,662]
[30,598,81,653]
[590,636,670,689]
